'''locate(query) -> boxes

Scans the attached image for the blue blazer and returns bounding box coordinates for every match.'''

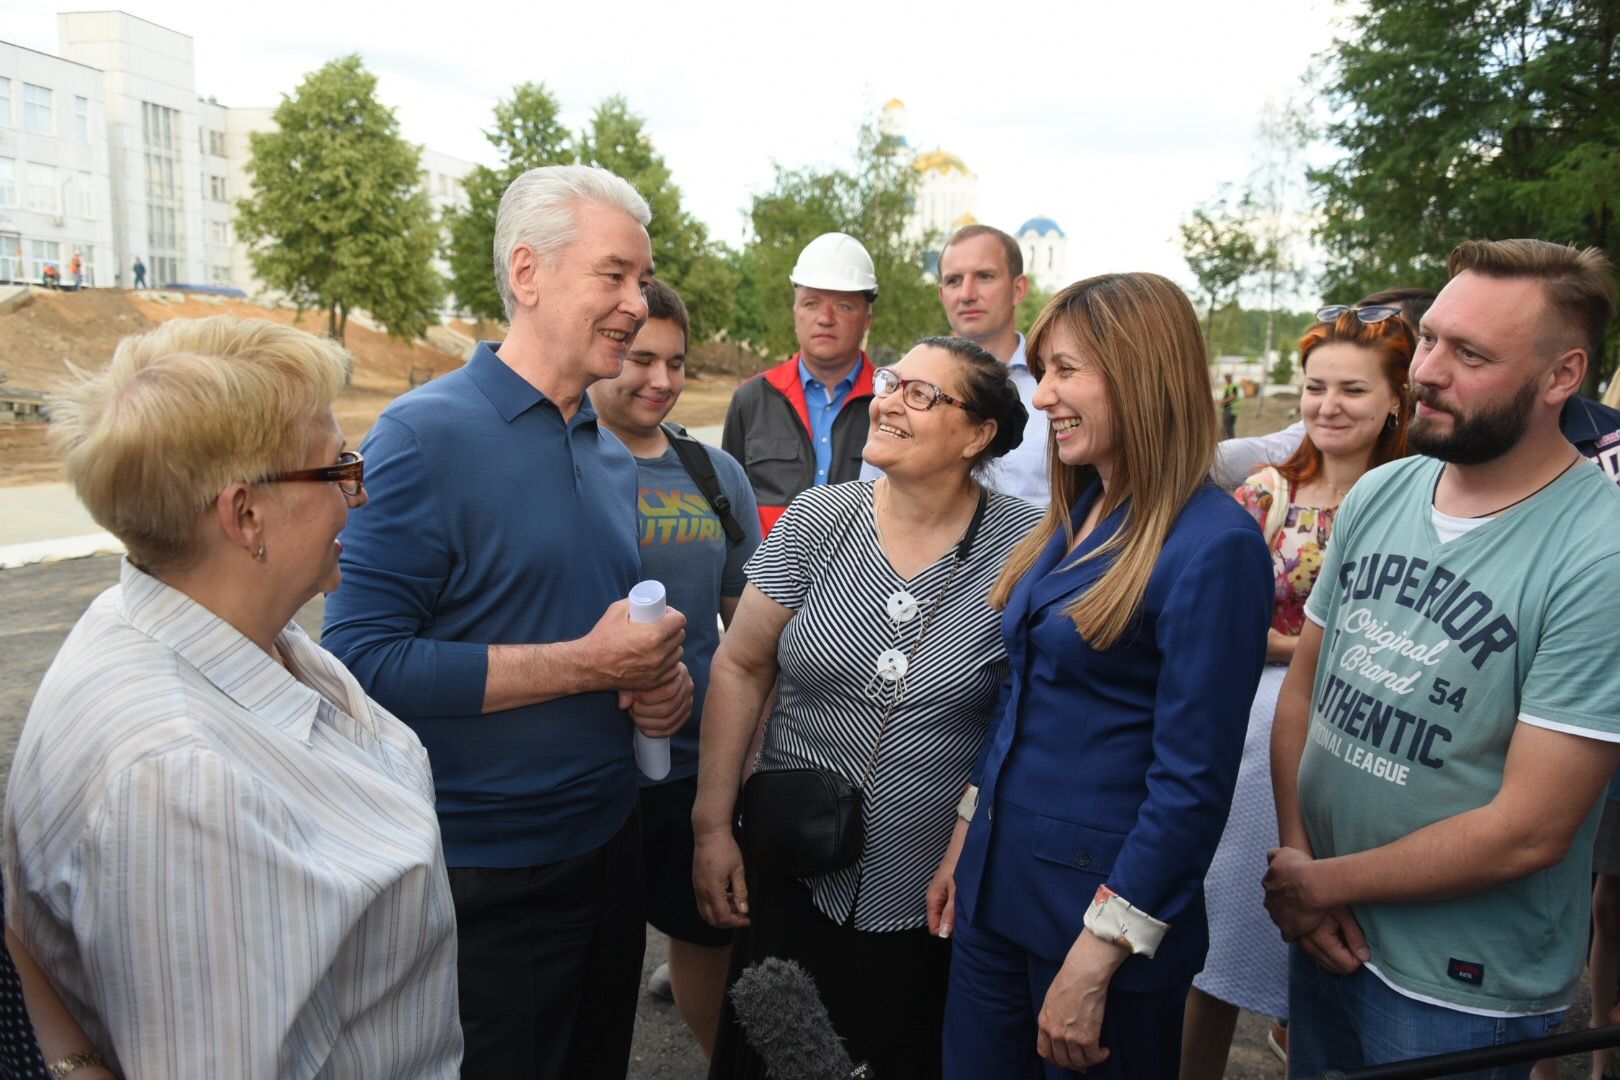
[954,479,1272,991]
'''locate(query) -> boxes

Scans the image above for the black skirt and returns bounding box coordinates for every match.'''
[709,869,950,1080]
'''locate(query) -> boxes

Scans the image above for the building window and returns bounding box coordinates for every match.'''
[74,96,89,141]
[28,239,61,280]
[148,205,179,250]
[23,84,53,135]
[208,129,225,157]
[0,234,21,282]
[210,265,232,284]
[209,175,227,202]
[25,163,57,213]
[209,220,230,245]
[0,79,11,127]
[141,101,179,153]
[0,158,13,207]
[74,172,93,218]
[1047,247,1054,270]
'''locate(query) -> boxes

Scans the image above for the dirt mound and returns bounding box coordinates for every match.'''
[0,288,156,388]
[0,288,468,487]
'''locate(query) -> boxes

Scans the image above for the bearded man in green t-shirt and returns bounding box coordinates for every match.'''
[1265,238,1620,1078]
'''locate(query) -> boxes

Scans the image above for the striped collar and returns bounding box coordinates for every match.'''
[116,559,367,745]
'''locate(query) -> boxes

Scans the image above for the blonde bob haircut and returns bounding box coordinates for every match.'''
[49,316,352,571]
[989,273,1217,650]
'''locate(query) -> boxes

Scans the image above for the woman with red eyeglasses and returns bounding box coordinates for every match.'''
[1181,304,1414,1080]
[694,336,1041,1079]
[5,316,462,1078]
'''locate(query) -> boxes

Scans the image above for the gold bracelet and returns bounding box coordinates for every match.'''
[46,1049,106,1079]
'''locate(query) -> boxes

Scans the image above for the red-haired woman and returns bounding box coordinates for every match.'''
[1180,305,1413,1080]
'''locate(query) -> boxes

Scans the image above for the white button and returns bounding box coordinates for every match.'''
[886,590,919,623]
[876,649,909,682]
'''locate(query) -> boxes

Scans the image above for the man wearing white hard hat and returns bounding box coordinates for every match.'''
[722,231,879,536]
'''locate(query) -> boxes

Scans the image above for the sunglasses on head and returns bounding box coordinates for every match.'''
[1316,304,1403,326]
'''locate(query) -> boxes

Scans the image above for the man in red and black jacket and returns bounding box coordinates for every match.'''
[723,232,880,536]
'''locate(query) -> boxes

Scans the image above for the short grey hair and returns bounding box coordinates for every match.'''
[493,165,653,318]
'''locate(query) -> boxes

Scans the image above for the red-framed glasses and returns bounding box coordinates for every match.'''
[262,450,365,496]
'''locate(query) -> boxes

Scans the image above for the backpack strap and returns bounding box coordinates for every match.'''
[662,422,746,545]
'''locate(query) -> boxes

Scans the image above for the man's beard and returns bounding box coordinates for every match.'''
[1407,378,1539,465]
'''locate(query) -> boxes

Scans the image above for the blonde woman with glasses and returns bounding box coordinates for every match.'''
[4,316,461,1078]
[936,274,1273,1078]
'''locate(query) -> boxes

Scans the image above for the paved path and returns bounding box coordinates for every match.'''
[0,483,120,569]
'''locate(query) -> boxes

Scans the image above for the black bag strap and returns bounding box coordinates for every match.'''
[661,422,747,545]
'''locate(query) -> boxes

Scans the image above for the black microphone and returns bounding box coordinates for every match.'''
[729,957,874,1079]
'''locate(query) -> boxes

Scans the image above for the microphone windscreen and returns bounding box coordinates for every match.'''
[729,957,858,1080]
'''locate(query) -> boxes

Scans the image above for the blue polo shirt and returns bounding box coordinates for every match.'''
[323,341,641,868]
[799,356,859,485]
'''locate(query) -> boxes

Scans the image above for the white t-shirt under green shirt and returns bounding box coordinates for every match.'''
[1301,454,1620,1015]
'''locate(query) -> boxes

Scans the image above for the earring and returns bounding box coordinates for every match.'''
[256,543,266,563]
[1385,413,1399,431]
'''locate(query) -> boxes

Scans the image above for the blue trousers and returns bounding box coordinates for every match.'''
[1288,947,1566,1079]
[943,915,1188,1079]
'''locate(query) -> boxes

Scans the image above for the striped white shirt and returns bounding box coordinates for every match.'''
[3,560,461,1079]
[749,482,1043,931]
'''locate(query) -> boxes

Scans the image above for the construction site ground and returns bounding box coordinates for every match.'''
[0,288,745,487]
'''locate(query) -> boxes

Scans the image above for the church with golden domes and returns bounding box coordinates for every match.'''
[882,98,1069,291]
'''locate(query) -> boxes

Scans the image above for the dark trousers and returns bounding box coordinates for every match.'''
[449,809,645,1079]
[710,870,951,1080]
[1222,411,1238,440]
[943,914,1188,1079]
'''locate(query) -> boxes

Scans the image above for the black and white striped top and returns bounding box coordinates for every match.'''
[749,481,1044,931]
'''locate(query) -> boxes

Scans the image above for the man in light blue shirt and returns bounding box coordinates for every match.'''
[863,224,1050,504]
[801,357,860,484]
[722,232,879,534]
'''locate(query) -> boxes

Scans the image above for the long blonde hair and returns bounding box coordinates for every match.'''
[989,273,1216,649]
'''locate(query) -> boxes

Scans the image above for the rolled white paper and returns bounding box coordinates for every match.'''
[628,580,672,781]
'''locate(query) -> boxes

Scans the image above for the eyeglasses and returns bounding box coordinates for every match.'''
[262,450,365,496]
[1316,304,1403,326]
[873,368,968,412]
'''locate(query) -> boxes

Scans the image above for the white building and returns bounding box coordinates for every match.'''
[1,11,472,302]
[0,37,114,285]
[882,98,1066,287]
[1017,216,1069,292]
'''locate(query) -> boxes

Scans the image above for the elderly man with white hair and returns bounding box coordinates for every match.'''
[324,164,693,1079]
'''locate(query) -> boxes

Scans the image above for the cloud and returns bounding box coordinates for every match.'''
[1,0,1339,292]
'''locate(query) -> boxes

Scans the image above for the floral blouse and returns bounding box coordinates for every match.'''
[1234,477,1337,636]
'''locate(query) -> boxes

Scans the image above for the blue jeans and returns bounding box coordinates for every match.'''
[1288,947,1565,1079]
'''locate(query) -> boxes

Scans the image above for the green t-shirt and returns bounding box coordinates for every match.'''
[1301,455,1620,1014]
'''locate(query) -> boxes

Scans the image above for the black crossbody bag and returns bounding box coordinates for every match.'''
[737,490,988,877]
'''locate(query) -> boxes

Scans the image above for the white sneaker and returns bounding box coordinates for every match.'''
[648,961,673,1001]
[1267,1021,1288,1064]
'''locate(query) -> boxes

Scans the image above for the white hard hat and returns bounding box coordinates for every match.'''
[789,232,879,296]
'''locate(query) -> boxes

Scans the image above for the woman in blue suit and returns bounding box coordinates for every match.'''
[929,273,1274,1077]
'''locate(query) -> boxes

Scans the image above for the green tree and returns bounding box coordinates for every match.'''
[442,82,576,322]
[236,55,443,343]
[1248,98,1312,364]
[1017,281,1054,334]
[1312,0,1620,379]
[732,119,941,358]
[577,97,736,342]
[1180,187,1262,352]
